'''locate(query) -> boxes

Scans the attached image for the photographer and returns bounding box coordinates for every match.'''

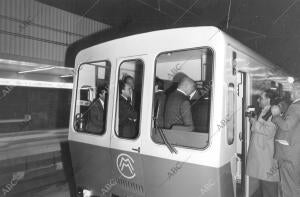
[246,89,279,197]
[271,85,300,197]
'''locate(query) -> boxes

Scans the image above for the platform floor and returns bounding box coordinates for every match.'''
[0,128,74,197]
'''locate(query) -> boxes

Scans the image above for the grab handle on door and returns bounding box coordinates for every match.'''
[132,147,140,153]
[239,132,243,141]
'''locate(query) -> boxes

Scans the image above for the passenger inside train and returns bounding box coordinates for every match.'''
[164,76,196,130]
[153,77,166,128]
[74,61,111,135]
[151,48,213,149]
[116,59,143,139]
[118,80,138,139]
[85,84,108,134]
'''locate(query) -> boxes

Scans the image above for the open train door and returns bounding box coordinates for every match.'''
[239,71,248,197]
[234,71,249,197]
[238,71,253,197]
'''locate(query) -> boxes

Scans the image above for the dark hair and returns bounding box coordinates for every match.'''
[96,85,107,98]
[155,77,164,90]
[123,75,134,83]
[119,80,126,94]
[264,89,279,105]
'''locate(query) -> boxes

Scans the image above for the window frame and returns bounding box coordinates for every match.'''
[114,58,145,140]
[151,47,215,150]
[72,60,111,136]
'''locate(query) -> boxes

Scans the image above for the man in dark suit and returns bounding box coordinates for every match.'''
[271,85,300,197]
[123,75,135,104]
[118,80,138,139]
[153,77,166,127]
[86,85,107,134]
[123,74,141,112]
[164,76,195,129]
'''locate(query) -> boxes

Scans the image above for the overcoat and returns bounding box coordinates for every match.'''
[246,106,279,182]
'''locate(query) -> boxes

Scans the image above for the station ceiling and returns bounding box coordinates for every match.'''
[37,0,300,78]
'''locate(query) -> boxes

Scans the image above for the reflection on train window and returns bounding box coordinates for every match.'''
[115,59,144,139]
[74,61,110,135]
[152,48,213,149]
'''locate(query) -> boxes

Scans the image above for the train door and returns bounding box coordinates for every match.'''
[235,71,248,197]
[109,57,145,197]
[228,48,250,197]
[230,70,250,197]
[69,61,113,196]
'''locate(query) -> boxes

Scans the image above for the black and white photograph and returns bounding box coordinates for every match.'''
[1,0,300,197]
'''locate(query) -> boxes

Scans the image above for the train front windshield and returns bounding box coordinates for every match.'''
[72,48,214,149]
[151,48,213,149]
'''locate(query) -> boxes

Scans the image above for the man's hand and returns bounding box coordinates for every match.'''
[271,105,281,116]
[129,118,137,122]
[202,85,210,95]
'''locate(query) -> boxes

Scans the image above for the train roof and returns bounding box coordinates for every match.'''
[76,26,298,90]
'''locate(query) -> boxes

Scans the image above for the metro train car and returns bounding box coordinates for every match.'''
[68,26,297,197]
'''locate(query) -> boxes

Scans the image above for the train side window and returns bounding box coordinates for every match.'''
[115,59,144,139]
[152,48,213,149]
[73,61,110,135]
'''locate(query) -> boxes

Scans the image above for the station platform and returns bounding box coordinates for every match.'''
[0,128,74,197]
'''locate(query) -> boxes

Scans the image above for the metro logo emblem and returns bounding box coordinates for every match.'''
[116,153,136,179]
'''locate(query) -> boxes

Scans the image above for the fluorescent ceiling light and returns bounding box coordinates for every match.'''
[0,78,73,89]
[18,66,56,74]
[0,58,59,68]
[60,74,73,78]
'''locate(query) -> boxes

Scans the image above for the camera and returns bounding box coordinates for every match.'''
[272,96,282,106]
[245,106,256,118]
